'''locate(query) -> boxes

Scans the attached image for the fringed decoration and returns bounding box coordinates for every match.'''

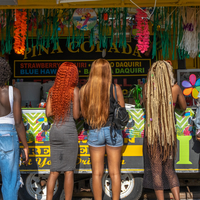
[122,8,128,48]
[1,10,5,55]
[136,9,150,54]
[179,7,198,58]
[110,8,114,47]
[43,9,48,48]
[47,9,51,49]
[51,9,59,50]
[89,27,94,47]
[36,9,39,50]
[98,8,102,48]
[5,10,13,54]
[66,9,73,48]
[115,8,119,47]
[14,9,27,55]
[152,7,157,59]
[172,10,176,60]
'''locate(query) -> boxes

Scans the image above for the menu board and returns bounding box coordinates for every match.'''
[10,39,154,96]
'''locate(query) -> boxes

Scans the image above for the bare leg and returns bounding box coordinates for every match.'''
[46,171,59,200]
[155,190,164,200]
[64,171,74,200]
[89,145,106,200]
[164,155,180,200]
[106,145,122,200]
[171,186,180,200]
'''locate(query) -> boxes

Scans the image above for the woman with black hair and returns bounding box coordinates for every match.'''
[0,58,29,200]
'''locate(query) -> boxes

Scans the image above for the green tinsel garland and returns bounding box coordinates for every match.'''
[118,7,122,48]
[51,9,59,50]
[115,8,119,47]
[46,9,51,49]
[110,8,114,47]
[31,10,34,49]
[72,23,75,49]
[98,8,102,48]
[1,10,5,55]
[26,9,29,51]
[172,10,176,60]
[40,11,45,50]
[66,9,73,48]
[89,27,94,47]
[36,9,39,50]
[123,8,127,48]
[5,9,13,54]
[152,7,157,59]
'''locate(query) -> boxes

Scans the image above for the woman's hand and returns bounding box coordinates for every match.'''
[23,146,29,166]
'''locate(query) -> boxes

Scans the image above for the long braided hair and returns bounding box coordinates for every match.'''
[49,62,78,124]
[145,60,176,161]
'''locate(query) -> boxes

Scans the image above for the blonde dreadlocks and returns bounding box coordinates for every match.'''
[145,60,176,161]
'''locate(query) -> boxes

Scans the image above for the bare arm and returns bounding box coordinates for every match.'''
[73,87,80,120]
[176,86,187,111]
[45,93,53,118]
[173,84,187,111]
[13,87,29,165]
[115,84,125,107]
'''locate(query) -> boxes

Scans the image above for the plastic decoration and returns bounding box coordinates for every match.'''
[14,9,27,55]
[103,13,108,21]
[135,9,150,54]
[179,7,198,58]
[182,74,200,99]
[73,8,97,31]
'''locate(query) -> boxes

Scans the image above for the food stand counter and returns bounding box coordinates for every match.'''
[18,106,200,200]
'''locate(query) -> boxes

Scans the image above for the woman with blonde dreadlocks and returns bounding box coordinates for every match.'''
[143,60,186,200]
[46,62,80,200]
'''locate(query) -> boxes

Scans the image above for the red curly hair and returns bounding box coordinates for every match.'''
[49,62,78,124]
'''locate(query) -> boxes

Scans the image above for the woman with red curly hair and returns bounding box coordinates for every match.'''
[46,62,80,200]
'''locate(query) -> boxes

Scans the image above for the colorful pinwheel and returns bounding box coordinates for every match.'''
[182,74,200,99]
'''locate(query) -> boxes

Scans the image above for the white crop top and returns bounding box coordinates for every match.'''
[0,86,15,125]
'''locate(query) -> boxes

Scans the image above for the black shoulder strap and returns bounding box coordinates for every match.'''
[110,84,114,98]
[114,84,118,102]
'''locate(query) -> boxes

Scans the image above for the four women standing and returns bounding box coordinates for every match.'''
[46,59,188,200]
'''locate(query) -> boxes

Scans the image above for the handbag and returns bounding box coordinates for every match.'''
[112,84,129,130]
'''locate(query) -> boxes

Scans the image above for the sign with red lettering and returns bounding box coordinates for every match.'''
[10,39,154,95]
[14,59,151,78]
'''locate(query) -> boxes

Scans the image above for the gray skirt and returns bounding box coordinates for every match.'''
[49,123,78,172]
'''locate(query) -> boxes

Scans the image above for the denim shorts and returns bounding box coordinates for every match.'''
[87,126,123,147]
[0,124,21,200]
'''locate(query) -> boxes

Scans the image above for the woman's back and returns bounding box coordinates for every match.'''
[52,102,77,130]
[0,86,11,117]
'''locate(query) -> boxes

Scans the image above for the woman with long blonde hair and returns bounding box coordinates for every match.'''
[46,62,80,200]
[143,60,187,200]
[80,59,125,200]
